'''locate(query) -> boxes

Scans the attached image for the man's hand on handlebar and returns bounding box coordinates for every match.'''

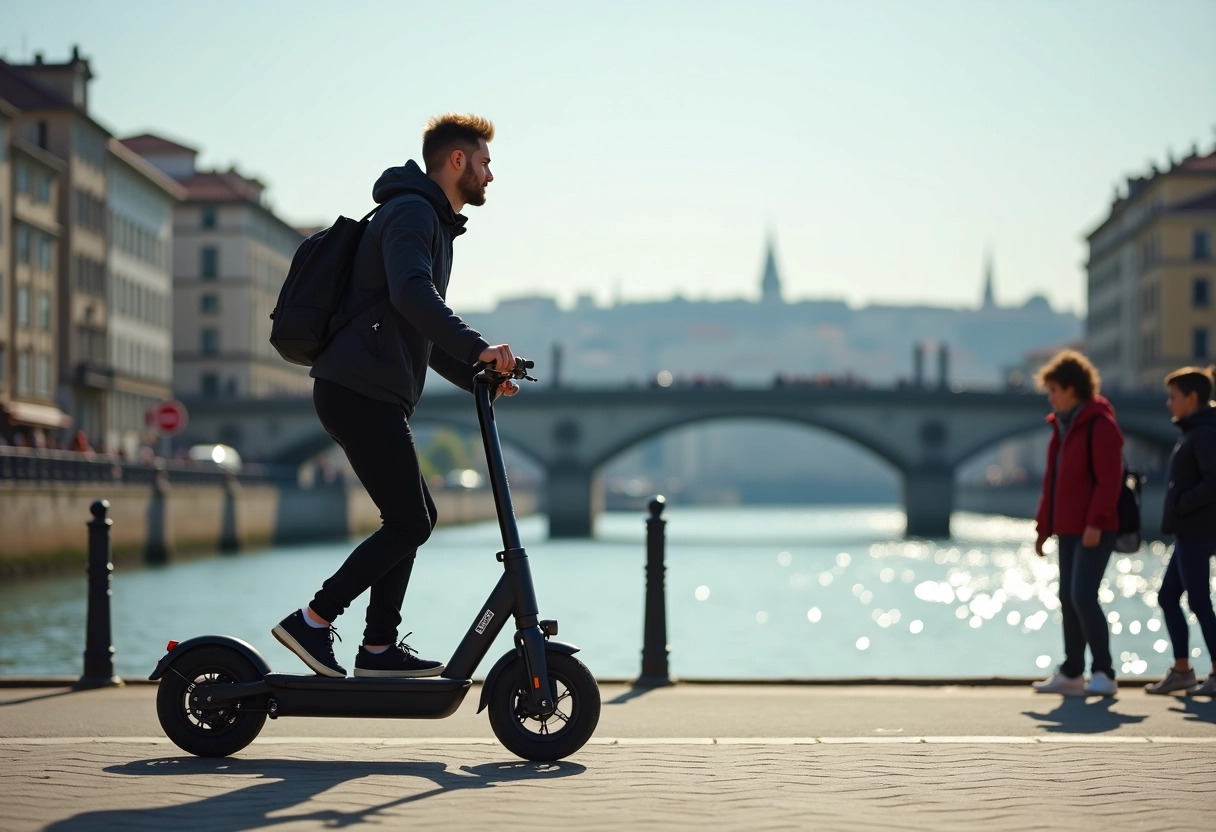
[479,345,516,374]
[478,345,522,397]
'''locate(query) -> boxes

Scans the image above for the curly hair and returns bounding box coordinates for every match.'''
[422,113,495,173]
[1034,349,1101,401]
[1165,365,1215,402]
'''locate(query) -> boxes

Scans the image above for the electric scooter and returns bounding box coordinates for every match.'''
[149,358,601,762]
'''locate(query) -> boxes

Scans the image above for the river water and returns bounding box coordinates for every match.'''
[0,506,1195,681]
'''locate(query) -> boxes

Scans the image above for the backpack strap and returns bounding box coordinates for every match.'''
[1086,419,1096,485]
[323,205,386,340]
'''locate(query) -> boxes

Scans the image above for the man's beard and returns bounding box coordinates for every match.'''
[457,165,486,206]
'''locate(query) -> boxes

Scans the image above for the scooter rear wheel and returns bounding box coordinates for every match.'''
[156,646,267,757]
[487,650,601,761]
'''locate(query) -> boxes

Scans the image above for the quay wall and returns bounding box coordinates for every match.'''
[0,483,537,577]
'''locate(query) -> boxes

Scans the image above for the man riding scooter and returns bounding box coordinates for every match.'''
[273,113,520,679]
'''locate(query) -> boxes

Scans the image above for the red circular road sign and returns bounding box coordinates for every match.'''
[147,400,188,436]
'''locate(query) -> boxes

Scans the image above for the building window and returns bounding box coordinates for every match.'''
[36,354,49,396]
[201,328,219,355]
[16,351,30,394]
[201,373,219,397]
[15,162,28,194]
[37,235,52,271]
[1196,230,1213,261]
[201,206,217,229]
[1195,327,1211,361]
[16,286,29,327]
[35,173,51,203]
[200,293,219,314]
[200,246,218,279]
[38,293,51,330]
[1196,278,1211,308]
[17,226,29,264]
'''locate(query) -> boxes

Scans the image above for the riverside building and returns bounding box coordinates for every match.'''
[122,134,309,400]
[1086,146,1216,390]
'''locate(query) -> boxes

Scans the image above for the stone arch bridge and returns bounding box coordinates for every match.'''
[178,386,1174,539]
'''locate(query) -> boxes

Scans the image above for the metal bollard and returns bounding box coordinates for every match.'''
[638,495,673,686]
[77,500,122,688]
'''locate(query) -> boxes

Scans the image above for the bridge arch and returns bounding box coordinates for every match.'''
[582,410,908,474]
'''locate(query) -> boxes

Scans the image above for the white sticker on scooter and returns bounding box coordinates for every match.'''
[475,610,494,634]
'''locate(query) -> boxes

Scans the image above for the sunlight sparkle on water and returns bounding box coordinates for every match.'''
[1036,655,1052,668]
[807,607,822,623]
[777,551,792,567]
[756,611,769,624]
[836,553,851,567]
[909,620,923,634]
[856,637,870,651]
[694,585,710,601]
[1154,640,1169,653]
[1148,619,1161,632]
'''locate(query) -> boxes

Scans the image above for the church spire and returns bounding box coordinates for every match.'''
[981,249,996,309]
[760,232,783,304]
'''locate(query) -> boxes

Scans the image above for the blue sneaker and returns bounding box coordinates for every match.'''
[354,634,444,678]
[272,610,346,677]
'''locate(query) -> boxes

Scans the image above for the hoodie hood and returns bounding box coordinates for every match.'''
[1045,395,1116,428]
[371,160,467,235]
[1177,402,1216,432]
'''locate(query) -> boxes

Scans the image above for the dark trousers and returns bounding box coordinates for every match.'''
[1159,536,1216,662]
[1057,532,1116,678]
[309,379,438,645]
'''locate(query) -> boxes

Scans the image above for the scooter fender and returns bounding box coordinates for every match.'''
[148,635,272,681]
[476,639,581,713]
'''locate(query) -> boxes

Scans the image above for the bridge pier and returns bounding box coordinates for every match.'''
[902,463,955,539]
[545,462,601,538]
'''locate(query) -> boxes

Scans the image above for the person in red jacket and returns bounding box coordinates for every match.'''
[1031,349,1124,697]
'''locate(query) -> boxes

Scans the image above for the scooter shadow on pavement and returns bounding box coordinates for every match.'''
[44,756,585,832]
[1021,696,1148,733]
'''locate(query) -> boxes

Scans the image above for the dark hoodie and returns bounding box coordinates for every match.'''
[1162,403,1216,537]
[310,160,490,413]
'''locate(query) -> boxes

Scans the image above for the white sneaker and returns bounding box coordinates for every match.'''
[1032,671,1086,695]
[1085,671,1118,696]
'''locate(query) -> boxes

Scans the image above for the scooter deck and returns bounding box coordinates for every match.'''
[261,674,473,720]
[264,673,471,692]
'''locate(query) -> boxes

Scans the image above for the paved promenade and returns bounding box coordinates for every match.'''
[2,680,1215,830]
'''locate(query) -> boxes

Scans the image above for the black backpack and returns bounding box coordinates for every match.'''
[269,206,386,366]
[1086,420,1144,553]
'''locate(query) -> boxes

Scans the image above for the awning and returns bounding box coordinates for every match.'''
[2,401,73,429]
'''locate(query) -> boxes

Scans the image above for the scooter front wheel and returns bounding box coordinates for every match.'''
[487,650,601,761]
[156,646,267,757]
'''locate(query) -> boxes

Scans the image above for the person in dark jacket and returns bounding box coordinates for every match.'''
[1146,365,1216,697]
[1031,349,1124,697]
[272,113,519,679]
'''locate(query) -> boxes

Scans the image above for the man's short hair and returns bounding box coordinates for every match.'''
[1035,349,1101,401]
[1165,365,1215,402]
[422,113,494,173]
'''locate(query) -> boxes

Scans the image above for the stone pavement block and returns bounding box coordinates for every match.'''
[2,741,1215,832]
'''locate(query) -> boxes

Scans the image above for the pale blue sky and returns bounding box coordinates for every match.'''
[3,0,1213,313]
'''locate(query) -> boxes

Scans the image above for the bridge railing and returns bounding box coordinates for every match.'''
[0,447,297,487]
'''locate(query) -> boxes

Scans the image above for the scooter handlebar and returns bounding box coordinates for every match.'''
[475,357,536,385]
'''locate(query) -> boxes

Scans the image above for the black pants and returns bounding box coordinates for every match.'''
[309,379,437,644]
[1057,532,1116,678]
[1159,536,1216,662]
